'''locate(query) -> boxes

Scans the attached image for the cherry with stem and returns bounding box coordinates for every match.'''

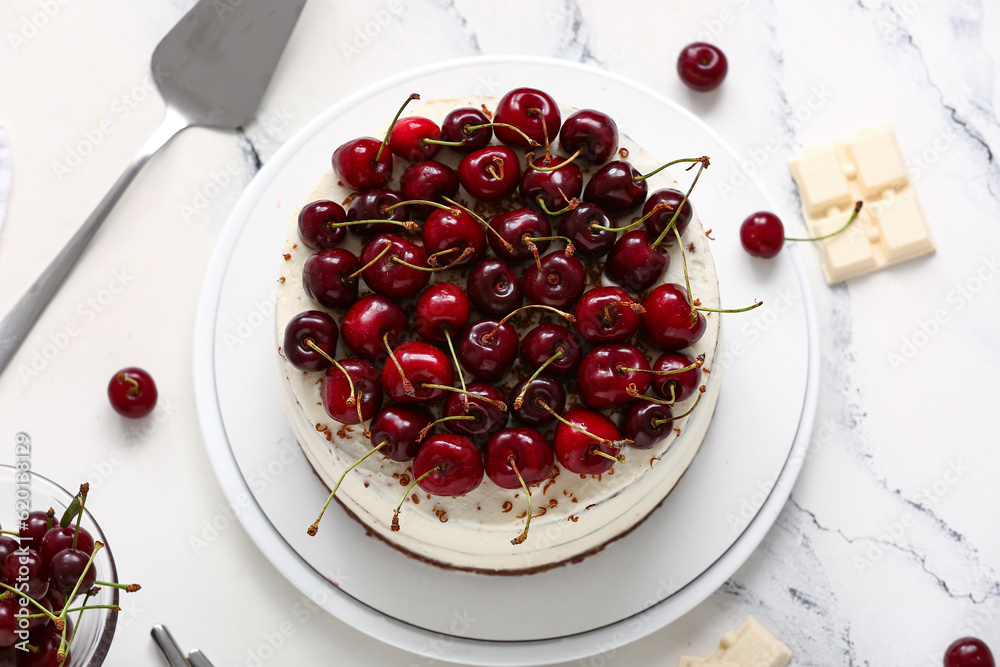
[391,464,443,532]
[308,439,389,536]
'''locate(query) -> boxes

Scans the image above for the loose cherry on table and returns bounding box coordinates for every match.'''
[619,401,674,450]
[740,202,864,259]
[944,638,995,667]
[297,200,347,250]
[551,407,627,475]
[458,145,522,202]
[369,403,434,462]
[108,367,158,418]
[323,358,383,426]
[558,202,618,259]
[302,247,361,309]
[457,319,520,383]
[576,344,652,409]
[572,286,644,345]
[519,323,582,376]
[492,87,561,148]
[559,109,619,164]
[522,251,586,310]
[380,341,454,403]
[677,42,728,92]
[283,310,340,372]
[519,153,583,217]
[507,374,565,427]
[400,160,460,217]
[466,258,524,317]
[340,295,407,364]
[392,434,484,530]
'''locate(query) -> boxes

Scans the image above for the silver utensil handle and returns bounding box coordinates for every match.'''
[151,624,191,667]
[0,107,187,376]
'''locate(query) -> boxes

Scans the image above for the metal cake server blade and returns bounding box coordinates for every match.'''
[0,0,307,375]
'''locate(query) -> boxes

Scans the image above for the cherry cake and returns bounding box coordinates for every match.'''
[275,92,723,573]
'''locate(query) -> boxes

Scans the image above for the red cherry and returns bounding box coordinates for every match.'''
[441,382,508,445]
[346,188,409,238]
[297,200,347,250]
[438,107,492,152]
[519,154,583,216]
[619,401,674,450]
[358,234,430,299]
[302,247,360,309]
[484,427,554,488]
[370,404,434,462]
[488,208,550,264]
[1,548,48,599]
[577,344,651,409]
[456,320,519,383]
[282,310,339,372]
[108,367,158,418]
[582,160,647,217]
[508,375,565,427]
[332,136,392,190]
[493,87,561,148]
[558,202,618,259]
[603,230,669,294]
[458,145,521,202]
[388,116,442,162]
[642,188,693,239]
[323,358,383,425]
[944,638,995,667]
[412,434,484,496]
[740,211,785,258]
[40,525,95,563]
[466,258,524,318]
[641,284,707,350]
[572,286,643,345]
[421,207,487,270]
[522,252,586,310]
[558,109,619,164]
[677,42,728,92]
[380,341,453,403]
[18,511,50,549]
[519,323,582,376]
[340,295,407,363]
[650,351,703,402]
[553,408,623,475]
[400,161,459,217]
[414,283,471,345]
[49,547,96,595]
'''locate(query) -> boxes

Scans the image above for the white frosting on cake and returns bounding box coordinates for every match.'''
[275,97,722,573]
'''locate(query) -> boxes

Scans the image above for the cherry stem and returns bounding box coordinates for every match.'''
[442,197,514,253]
[486,156,505,182]
[376,92,420,163]
[529,107,552,162]
[673,224,695,303]
[604,201,669,233]
[95,581,140,592]
[486,305,575,342]
[603,301,644,325]
[466,121,539,146]
[427,246,461,266]
[328,219,419,232]
[417,415,476,443]
[651,386,707,425]
[346,240,392,280]
[535,195,579,217]
[305,339,357,406]
[649,157,709,251]
[116,372,140,397]
[509,456,532,546]
[72,483,89,550]
[384,331,415,396]
[391,464,444,532]
[588,445,626,464]
[537,400,603,444]
[442,329,469,412]
[513,348,564,410]
[785,200,864,242]
[60,542,102,619]
[526,148,583,172]
[383,200,458,214]
[392,247,474,272]
[669,224,757,320]
[634,155,710,184]
[523,235,575,257]
[308,439,389,536]
[0,582,60,624]
[619,353,705,376]
[695,300,764,314]
[419,384,508,412]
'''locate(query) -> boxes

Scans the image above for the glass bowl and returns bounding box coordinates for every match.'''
[0,463,118,665]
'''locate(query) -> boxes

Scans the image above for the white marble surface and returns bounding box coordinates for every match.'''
[1,1,998,665]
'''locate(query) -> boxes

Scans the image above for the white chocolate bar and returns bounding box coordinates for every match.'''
[678,658,739,667]
[710,617,792,667]
[789,124,934,284]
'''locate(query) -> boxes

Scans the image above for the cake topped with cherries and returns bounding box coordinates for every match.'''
[275,87,737,574]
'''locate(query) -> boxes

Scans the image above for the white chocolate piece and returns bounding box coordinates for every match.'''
[678,658,740,667]
[789,124,934,284]
[710,617,792,667]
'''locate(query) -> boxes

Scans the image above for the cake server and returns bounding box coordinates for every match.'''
[0,0,307,375]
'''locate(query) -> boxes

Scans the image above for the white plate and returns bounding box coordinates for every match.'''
[193,55,818,665]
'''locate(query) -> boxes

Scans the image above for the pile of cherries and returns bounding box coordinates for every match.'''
[287,86,751,544]
[0,485,138,665]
